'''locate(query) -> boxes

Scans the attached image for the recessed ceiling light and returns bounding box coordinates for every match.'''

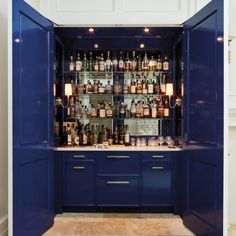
[89,28,94,32]
[144,27,149,33]
[94,43,99,48]
[140,43,145,48]
[217,36,223,42]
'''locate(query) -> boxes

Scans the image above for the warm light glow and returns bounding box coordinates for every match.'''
[217,36,224,42]
[140,43,145,48]
[89,28,94,32]
[65,83,72,97]
[144,27,149,33]
[53,83,56,97]
[94,43,99,48]
[181,83,184,96]
[166,83,174,96]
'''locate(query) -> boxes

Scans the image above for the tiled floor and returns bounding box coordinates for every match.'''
[43,213,195,236]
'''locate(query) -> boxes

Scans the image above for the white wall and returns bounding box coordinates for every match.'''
[228,0,236,225]
[0,0,8,235]
[24,0,40,12]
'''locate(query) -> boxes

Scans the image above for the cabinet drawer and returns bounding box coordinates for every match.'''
[141,152,172,161]
[142,161,172,206]
[96,152,140,175]
[64,152,95,162]
[96,177,139,206]
[63,162,95,206]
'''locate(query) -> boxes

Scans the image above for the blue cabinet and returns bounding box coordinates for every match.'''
[142,161,172,206]
[63,161,95,206]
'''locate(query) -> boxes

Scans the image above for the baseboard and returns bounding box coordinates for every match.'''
[0,215,8,236]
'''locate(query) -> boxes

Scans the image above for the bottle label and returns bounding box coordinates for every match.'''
[106,109,113,117]
[152,108,157,118]
[76,61,82,71]
[125,134,130,144]
[148,84,154,94]
[99,62,105,71]
[144,108,150,116]
[67,134,72,145]
[164,108,169,117]
[74,136,80,145]
[163,62,169,71]
[119,60,124,69]
[130,86,136,94]
[157,62,162,70]
[69,63,74,71]
[99,109,106,118]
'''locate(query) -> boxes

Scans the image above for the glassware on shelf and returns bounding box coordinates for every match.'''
[158,136,165,145]
[141,137,146,147]
[165,136,173,146]
[148,137,156,147]
[136,137,141,147]
[131,137,136,147]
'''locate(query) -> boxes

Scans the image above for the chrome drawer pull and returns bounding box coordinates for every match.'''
[73,166,85,170]
[152,166,164,170]
[73,155,85,158]
[152,155,165,159]
[107,181,130,185]
[107,155,130,159]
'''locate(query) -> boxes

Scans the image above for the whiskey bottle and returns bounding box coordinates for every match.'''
[112,52,118,71]
[75,53,83,72]
[163,97,170,118]
[67,124,72,146]
[137,54,142,71]
[88,52,93,71]
[123,80,130,94]
[105,80,113,94]
[105,51,112,72]
[163,55,169,71]
[161,74,166,95]
[118,51,124,71]
[94,56,99,71]
[71,80,76,96]
[98,82,105,94]
[93,79,98,94]
[108,129,113,146]
[142,52,149,71]
[99,53,105,72]
[99,103,106,118]
[130,100,136,118]
[69,55,75,71]
[74,127,80,146]
[151,101,157,118]
[106,103,113,118]
[120,102,125,119]
[154,75,161,94]
[143,100,150,118]
[83,53,88,71]
[130,75,136,94]
[149,55,157,72]
[136,76,143,94]
[125,52,131,71]
[77,79,84,94]
[142,79,148,94]
[119,124,125,145]
[124,125,130,146]
[156,54,162,71]
[113,124,119,144]
[113,76,122,95]
[147,78,154,94]
[131,51,137,71]
[158,97,164,118]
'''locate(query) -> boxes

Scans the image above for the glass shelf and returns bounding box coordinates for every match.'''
[65,117,170,121]
[73,93,161,97]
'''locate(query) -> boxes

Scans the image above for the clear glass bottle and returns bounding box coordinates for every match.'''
[147,78,154,94]
[94,56,99,71]
[118,51,124,71]
[105,51,112,72]
[112,52,118,71]
[105,80,113,94]
[75,53,83,72]
[83,53,88,71]
[137,54,142,71]
[156,54,162,71]
[131,51,137,71]
[123,80,130,94]
[130,100,136,118]
[130,74,136,94]
[151,101,157,118]
[113,77,122,95]
[99,53,105,71]
[125,52,131,71]
[124,125,130,146]
[119,102,125,119]
[142,52,149,71]
[163,55,169,71]
[99,103,106,118]
[98,82,105,94]
[69,55,75,72]
[88,52,93,71]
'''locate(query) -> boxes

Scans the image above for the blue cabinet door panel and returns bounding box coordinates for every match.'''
[142,161,172,206]
[64,162,95,206]
[13,1,54,235]
[96,177,140,206]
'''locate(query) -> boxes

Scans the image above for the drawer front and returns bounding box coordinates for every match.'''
[64,162,95,206]
[96,177,140,206]
[141,152,172,162]
[64,151,96,162]
[142,161,172,206]
[96,152,140,175]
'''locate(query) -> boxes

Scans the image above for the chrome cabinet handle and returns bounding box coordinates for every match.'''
[107,156,130,159]
[73,155,85,158]
[106,181,130,185]
[152,166,164,170]
[152,155,165,159]
[73,166,85,170]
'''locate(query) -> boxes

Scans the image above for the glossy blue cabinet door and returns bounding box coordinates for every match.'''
[183,0,223,235]
[64,162,95,206]
[13,1,54,235]
[142,161,172,206]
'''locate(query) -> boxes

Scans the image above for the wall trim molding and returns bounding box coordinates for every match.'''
[0,215,8,236]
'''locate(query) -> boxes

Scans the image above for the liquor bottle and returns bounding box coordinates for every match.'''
[151,101,157,118]
[113,124,119,144]
[130,75,136,94]
[115,100,120,118]
[149,55,157,71]
[125,105,130,118]
[123,80,130,94]
[163,97,170,118]
[163,55,169,71]
[154,75,161,94]
[143,99,150,118]
[140,101,144,118]
[69,97,75,118]
[98,82,105,94]
[142,78,148,94]
[88,52,93,71]
[119,124,125,145]
[99,53,105,71]
[112,52,118,71]
[161,74,166,95]
[125,52,131,71]
[83,53,88,71]
[124,125,130,146]
[158,97,164,118]
[119,102,125,119]
[90,104,97,118]
[147,78,154,94]
[136,101,141,118]
[71,80,76,96]
[142,52,149,71]
[93,79,98,94]
[105,80,113,94]
[118,51,124,71]
[74,127,80,146]
[102,127,108,145]
[156,54,162,71]
[61,125,67,146]
[81,125,88,146]
[106,102,113,118]
[131,51,137,71]
[85,80,91,94]
[92,124,98,144]
[130,100,136,118]
[108,129,113,146]
[137,54,142,71]
[105,51,112,72]
[66,123,72,146]
[99,103,106,118]
[77,79,84,94]
[94,57,99,71]
[136,76,143,94]
[113,76,122,95]
[69,55,75,71]
[75,53,83,72]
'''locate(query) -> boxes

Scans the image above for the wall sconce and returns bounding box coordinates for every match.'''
[55,83,72,108]
[165,82,182,108]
